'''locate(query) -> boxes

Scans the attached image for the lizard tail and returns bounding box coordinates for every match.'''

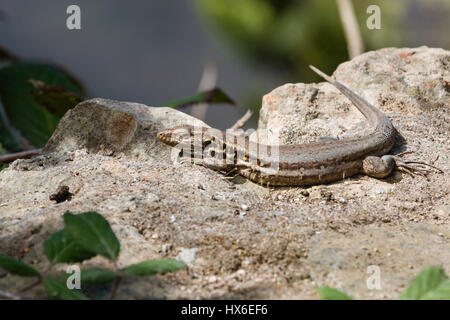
[309,65,385,128]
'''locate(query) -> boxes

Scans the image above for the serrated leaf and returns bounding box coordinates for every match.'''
[422,279,450,300]
[44,229,96,264]
[162,88,235,108]
[122,258,187,276]
[60,268,117,284]
[0,62,84,147]
[64,212,120,260]
[0,254,40,277]
[317,286,352,300]
[43,277,88,300]
[400,266,448,300]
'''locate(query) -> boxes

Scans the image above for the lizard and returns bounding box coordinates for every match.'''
[157,65,441,186]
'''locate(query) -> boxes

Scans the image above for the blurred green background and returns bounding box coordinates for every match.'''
[0,0,449,156]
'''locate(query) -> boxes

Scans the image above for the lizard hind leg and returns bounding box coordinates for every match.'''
[363,154,444,179]
[362,155,396,178]
[391,154,443,177]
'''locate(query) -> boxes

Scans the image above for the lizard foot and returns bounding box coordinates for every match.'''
[392,152,443,177]
[362,153,443,179]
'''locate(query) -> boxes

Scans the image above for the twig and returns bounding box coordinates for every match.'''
[229,109,254,131]
[0,148,42,164]
[109,276,122,300]
[19,277,42,293]
[336,0,364,59]
[191,61,218,121]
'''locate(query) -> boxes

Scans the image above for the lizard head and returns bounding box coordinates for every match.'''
[157,125,228,148]
[157,125,236,170]
[157,125,197,147]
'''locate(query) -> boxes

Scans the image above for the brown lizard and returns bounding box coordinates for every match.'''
[157,66,440,186]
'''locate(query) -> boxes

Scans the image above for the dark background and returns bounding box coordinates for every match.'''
[1,0,448,128]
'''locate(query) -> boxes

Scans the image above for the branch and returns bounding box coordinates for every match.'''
[109,276,122,300]
[336,0,364,59]
[191,61,218,121]
[229,109,254,131]
[0,148,42,164]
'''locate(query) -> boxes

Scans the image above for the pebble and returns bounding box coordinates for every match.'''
[161,244,172,254]
[300,190,310,197]
[212,194,225,201]
[176,248,198,267]
[337,197,347,203]
[197,183,205,190]
[240,204,249,211]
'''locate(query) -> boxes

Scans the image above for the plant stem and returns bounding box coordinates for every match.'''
[191,61,218,121]
[0,148,42,163]
[229,109,254,131]
[19,277,42,293]
[336,0,364,59]
[109,276,122,300]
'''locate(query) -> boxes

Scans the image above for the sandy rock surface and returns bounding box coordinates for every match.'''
[0,47,448,299]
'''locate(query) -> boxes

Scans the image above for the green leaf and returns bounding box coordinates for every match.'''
[64,212,120,260]
[29,79,83,118]
[0,254,40,277]
[422,279,450,300]
[44,229,96,264]
[43,277,88,300]
[0,62,84,147]
[317,286,352,300]
[60,268,117,284]
[123,258,187,276]
[0,118,21,153]
[161,88,235,108]
[400,266,448,300]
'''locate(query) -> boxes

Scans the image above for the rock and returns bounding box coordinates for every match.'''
[0,47,448,300]
[43,98,209,162]
[307,223,450,299]
[240,204,249,211]
[256,46,449,145]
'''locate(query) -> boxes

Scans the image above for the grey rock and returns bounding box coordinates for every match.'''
[256,46,449,146]
[44,98,209,162]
